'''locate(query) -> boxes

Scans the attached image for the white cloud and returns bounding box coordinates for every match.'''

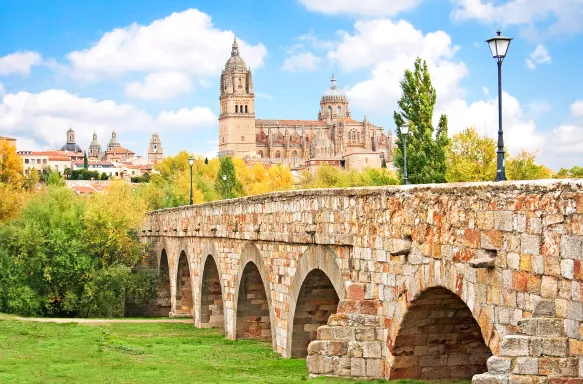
[548,125,583,155]
[323,18,549,163]
[0,89,216,152]
[65,9,267,81]
[525,44,551,70]
[482,86,490,96]
[282,52,322,72]
[298,0,424,17]
[0,51,42,77]
[327,19,467,114]
[126,71,193,100]
[571,100,583,117]
[256,93,273,100]
[451,0,583,38]
[0,83,4,96]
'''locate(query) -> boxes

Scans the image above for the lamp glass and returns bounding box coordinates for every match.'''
[222,174,227,181]
[401,124,409,135]
[486,32,512,59]
[188,158,194,166]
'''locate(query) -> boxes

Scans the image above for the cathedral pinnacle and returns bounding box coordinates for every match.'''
[231,34,239,56]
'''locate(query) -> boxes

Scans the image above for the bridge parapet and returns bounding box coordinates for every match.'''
[140,179,583,381]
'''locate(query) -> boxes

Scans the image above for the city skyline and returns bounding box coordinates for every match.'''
[0,0,582,169]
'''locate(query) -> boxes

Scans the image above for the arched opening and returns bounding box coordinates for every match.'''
[291,269,339,358]
[200,256,224,329]
[245,105,248,113]
[327,106,332,115]
[156,250,171,316]
[235,105,239,113]
[257,150,263,158]
[175,252,193,317]
[275,151,281,159]
[292,150,298,158]
[240,105,243,113]
[236,262,271,340]
[391,287,491,380]
[337,106,341,115]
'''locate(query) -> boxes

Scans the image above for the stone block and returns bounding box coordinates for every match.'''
[363,341,382,358]
[348,341,363,358]
[347,283,365,300]
[561,236,583,260]
[482,230,504,250]
[533,299,556,317]
[501,335,530,357]
[495,211,514,231]
[328,341,348,356]
[531,337,569,357]
[512,357,539,375]
[307,355,332,374]
[351,357,366,377]
[541,276,559,298]
[307,340,326,356]
[487,356,512,374]
[354,327,376,341]
[559,357,580,377]
[365,358,384,378]
[521,234,541,255]
[518,318,564,337]
[317,326,334,340]
[472,373,509,384]
[333,327,354,341]
[421,366,451,380]
[570,339,583,356]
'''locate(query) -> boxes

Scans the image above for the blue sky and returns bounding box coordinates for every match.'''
[0,0,582,170]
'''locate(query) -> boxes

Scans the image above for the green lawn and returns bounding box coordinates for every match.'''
[0,316,468,384]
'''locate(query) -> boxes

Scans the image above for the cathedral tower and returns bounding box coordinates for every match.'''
[218,36,256,158]
[88,131,102,159]
[148,133,163,163]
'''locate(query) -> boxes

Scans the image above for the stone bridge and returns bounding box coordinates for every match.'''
[137,179,583,382]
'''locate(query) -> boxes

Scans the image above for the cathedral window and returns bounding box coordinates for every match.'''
[357,132,360,142]
[292,150,298,158]
[245,105,248,113]
[235,105,239,113]
[337,106,341,115]
[258,150,263,158]
[327,106,332,115]
[275,151,281,159]
[241,136,245,142]
[240,105,243,113]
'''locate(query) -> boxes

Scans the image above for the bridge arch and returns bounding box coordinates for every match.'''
[156,248,171,317]
[232,242,276,349]
[194,241,226,329]
[389,285,492,380]
[286,245,346,358]
[174,250,193,317]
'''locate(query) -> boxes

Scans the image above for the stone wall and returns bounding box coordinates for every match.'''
[140,179,583,381]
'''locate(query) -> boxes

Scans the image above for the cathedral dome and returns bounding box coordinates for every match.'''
[224,37,248,72]
[322,75,346,100]
[61,142,83,152]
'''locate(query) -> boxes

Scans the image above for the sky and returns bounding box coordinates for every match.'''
[0,0,582,170]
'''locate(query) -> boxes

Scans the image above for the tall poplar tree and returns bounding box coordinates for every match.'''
[214,156,243,199]
[393,58,449,184]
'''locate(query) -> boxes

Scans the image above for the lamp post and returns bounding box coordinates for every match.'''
[486,30,513,182]
[188,157,194,205]
[401,124,409,185]
[222,174,227,198]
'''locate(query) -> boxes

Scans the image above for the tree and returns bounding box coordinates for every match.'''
[100,172,109,180]
[0,183,27,223]
[393,57,449,184]
[22,168,40,191]
[381,158,387,168]
[446,126,497,182]
[506,150,554,180]
[215,156,242,199]
[83,151,88,169]
[47,170,65,187]
[204,157,209,165]
[64,167,72,179]
[556,166,583,178]
[0,138,24,187]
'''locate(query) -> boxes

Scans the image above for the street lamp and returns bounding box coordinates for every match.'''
[401,124,409,185]
[188,157,194,205]
[486,30,513,182]
[222,174,227,198]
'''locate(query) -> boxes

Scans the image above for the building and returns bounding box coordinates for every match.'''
[61,128,84,152]
[218,37,395,170]
[148,133,163,163]
[71,160,121,178]
[0,136,17,146]
[88,131,102,159]
[17,150,82,175]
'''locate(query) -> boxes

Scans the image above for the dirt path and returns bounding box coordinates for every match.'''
[15,317,193,324]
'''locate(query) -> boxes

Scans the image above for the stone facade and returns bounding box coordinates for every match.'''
[139,179,583,381]
[218,37,395,171]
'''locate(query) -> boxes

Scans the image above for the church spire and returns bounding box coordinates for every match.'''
[231,34,239,56]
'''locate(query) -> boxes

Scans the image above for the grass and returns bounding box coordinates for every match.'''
[0,316,470,384]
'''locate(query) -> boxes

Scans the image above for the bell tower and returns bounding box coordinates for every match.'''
[218,36,256,158]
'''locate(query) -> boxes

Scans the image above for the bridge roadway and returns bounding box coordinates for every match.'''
[136,179,583,382]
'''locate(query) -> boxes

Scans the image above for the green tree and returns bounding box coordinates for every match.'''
[47,170,65,187]
[556,166,583,178]
[100,172,109,180]
[204,157,209,165]
[64,167,72,179]
[83,151,88,169]
[446,126,497,182]
[393,57,449,184]
[215,156,242,199]
[506,150,554,180]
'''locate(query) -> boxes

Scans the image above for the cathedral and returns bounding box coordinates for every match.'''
[218,37,395,170]
[87,130,163,163]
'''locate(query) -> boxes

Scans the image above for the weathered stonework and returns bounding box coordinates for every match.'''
[139,179,583,381]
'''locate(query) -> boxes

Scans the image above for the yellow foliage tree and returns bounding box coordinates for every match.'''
[266,164,293,191]
[507,150,554,180]
[0,139,24,187]
[445,126,497,182]
[0,182,27,222]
